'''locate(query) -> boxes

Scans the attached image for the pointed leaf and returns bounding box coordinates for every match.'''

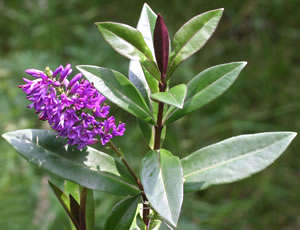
[104,195,141,230]
[65,181,80,203]
[151,84,187,109]
[168,9,223,77]
[129,4,157,104]
[70,195,80,223]
[48,181,80,230]
[77,65,155,124]
[96,22,160,80]
[136,3,157,54]
[96,22,153,62]
[182,132,297,192]
[141,149,183,227]
[2,129,139,196]
[165,62,247,124]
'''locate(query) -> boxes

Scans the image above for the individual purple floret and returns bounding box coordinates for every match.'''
[18,64,125,149]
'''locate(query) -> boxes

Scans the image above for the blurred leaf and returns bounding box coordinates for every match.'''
[96,22,160,80]
[164,62,247,124]
[151,84,187,109]
[48,181,80,230]
[85,189,95,230]
[104,195,141,230]
[64,181,80,230]
[2,129,140,196]
[168,9,223,77]
[70,195,80,225]
[182,132,297,192]
[65,181,80,203]
[77,65,155,124]
[141,149,183,227]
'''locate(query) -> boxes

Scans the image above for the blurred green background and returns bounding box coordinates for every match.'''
[0,0,299,229]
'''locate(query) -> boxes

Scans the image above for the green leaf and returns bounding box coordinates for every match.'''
[182,132,297,192]
[168,9,223,77]
[85,189,95,230]
[64,181,81,230]
[104,195,141,230]
[129,4,157,105]
[77,65,155,124]
[96,22,160,80]
[151,84,187,109]
[70,195,80,224]
[137,119,166,149]
[140,149,183,227]
[48,181,80,230]
[96,22,153,62]
[2,129,139,196]
[65,181,80,203]
[164,62,247,124]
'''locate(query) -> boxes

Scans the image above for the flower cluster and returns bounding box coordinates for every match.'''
[18,64,125,149]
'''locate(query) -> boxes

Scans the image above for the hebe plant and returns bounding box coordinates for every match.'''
[2,3,296,230]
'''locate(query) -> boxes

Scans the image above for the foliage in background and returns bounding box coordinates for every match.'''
[0,0,299,229]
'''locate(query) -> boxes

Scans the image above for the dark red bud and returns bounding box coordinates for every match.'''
[154,14,170,81]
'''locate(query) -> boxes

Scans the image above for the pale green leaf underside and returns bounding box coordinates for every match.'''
[129,4,157,106]
[182,132,297,192]
[2,129,139,196]
[141,149,183,227]
[151,84,187,109]
[77,65,155,124]
[164,62,247,124]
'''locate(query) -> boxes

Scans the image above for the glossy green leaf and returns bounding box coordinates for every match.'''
[129,4,157,105]
[141,149,183,227]
[2,129,139,196]
[164,62,247,124]
[151,84,187,109]
[182,132,297,192]
[48,181,80,230]
[168,9,223,77]
[96,22,153,62]
[96,22,160,80]
[77,65,155,124]
[104,195,141,230]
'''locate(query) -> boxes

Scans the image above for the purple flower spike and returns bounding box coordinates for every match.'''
[59,64,72,82]
[19,64,126,149]
[25,69,43,77]
[52,65,63,77]
[68,73,82,89]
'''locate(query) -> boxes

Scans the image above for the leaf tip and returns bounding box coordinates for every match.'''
[287,132,297,140]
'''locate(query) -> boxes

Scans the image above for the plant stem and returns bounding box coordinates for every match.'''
[144,81,167,230]
[109,141,143,191]
[79,187,87,230]
[109,141,150,228]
